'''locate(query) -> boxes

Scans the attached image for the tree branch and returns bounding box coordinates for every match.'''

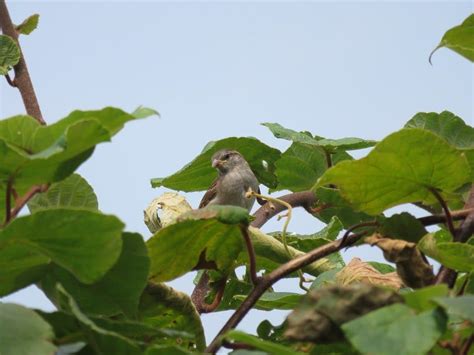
[435,186,474,287]
[0,0,45,124]
[251,191,317,228]
[428,187,456,238]
[205,231,366,354]
[240,225,259,286]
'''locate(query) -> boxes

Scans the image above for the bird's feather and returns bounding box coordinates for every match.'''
[199,177,219,208]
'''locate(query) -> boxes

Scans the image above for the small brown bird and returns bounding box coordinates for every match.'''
[199,149,261,211]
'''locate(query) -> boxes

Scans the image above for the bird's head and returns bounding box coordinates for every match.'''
[211,149,248,174]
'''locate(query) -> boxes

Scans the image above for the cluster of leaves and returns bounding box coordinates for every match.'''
[1,9,473,355]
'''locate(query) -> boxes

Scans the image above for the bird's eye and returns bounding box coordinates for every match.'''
[223,154,230,160]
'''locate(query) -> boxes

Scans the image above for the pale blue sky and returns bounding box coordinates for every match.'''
[1,0,472,349]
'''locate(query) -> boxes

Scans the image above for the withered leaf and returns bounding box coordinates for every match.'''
[284,284,403,343]
[335,258,404,290]
[365,234,435,288]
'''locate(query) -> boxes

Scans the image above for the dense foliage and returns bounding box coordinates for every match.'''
[0,7,473,355]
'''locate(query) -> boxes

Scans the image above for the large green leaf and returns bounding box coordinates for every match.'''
[147,206,249,282]
[56,285,142,355]
[402,285,449,312]
[225,330,304,355]
[273,216,344,253]
[28,173,98,212]
[234,292,302,311]
[0,304,56,355]
[0,209,123,296]
[0,35,20,75]
[15,14,40,35]
[262,122,376,151]
[313,187,375,228]
[430,14,474,62]
[150,137,281,190]
[405,111,474,178]
[0,108,156,222]
[342,304,446,355]
[377,212,427,243]
[273,142,327,192]
[433,295,474,322]
[246,227,342,277]
[418,231,474,272]
[40,232,149,317]
[316,129,471,215]
[139,282,205,351]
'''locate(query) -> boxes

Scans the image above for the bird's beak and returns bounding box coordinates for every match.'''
[212,159,224,168]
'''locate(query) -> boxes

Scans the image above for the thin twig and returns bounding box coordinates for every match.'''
[191,272,227,314]
[0,0,45,124]
[418,208,474,226]
[339,220,378,248]
[240,225,259,286]
[5,72,16,87]
[428,187,456,238]
[324,149,333,168]
[248,190,308,291]
[9,184,47,220]
[461,335,473,355]
[205,231,366,354]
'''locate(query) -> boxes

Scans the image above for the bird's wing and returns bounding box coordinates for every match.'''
[199,178,219,208]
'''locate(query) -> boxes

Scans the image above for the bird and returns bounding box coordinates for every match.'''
[199,149,262,211]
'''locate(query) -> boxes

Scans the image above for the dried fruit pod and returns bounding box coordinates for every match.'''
[144,192,192,233]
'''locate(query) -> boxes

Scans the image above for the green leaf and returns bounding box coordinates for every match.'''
[0,209,123,296]
[139,282,205,350]
[40,232,149,317]
[367,261,396,274]
[0,303,56,355]
[433,295,474,322]
[15,14,39,35]
[378,212,427,243]
[316,129,471,215]
[262,122,376,151]
[132,106,160,119]
[247,227,341,277]
[273,142,327,192]
[56,285,142,355]
[234,292,302,311]
[419,231,474,272]
[274,216,343,253]
[342,304,447,355]
[150,137,281,190]
[310,268,341,289]
[147,206,247,282]
[430,14,474,62]
[0,35,20,75]
[403,285,449,312]
[313,187,375,228]
[257,319,287,343]
[216,272,253,311]
[405,111,474,150]
[225,330,305,355]
[0,108,154,218]
[145,345,193,355]
[405,111,474,178]
[28,173,98,213]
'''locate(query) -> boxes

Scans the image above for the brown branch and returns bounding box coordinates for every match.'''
[251,191,317,228]
[418,208,474,226]
[429,187,456,238]
[191,272,226,314]
[9,184,47,220]
[461,335,473,355]
[0,0,45,124]
[339,220,378,248]
[435,186,474,286]
[205,231,366,354]
[240,225,259,286]
[5,72,16,87]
